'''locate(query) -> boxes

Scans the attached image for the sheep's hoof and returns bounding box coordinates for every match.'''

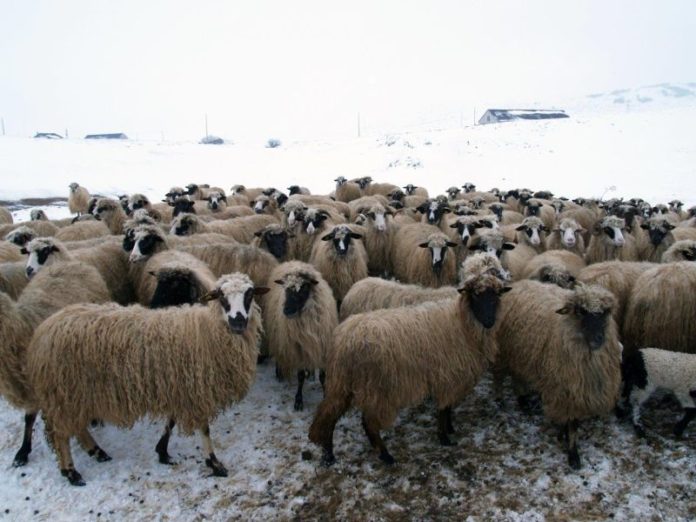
[158,453,176,465]
[633,425,646,438]
[567,452,581,470]
[673,426,685,439]
[320,450,336,467]
[90,419,104,428]
[379,451,396,466]
[88,447,112,463]
[294,399,304,412]
[12,452,29,468]
[614,405,628,419]
[62,469,86,487]
[205,458,228,477]
[439,434,456,447]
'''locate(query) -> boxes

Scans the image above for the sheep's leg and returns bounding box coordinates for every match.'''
[566,420,581,470]
[12,411,37,467]
[445,406,455,434]
[76,429,111,462]
[201,424,227,477]
[55,434,85,486]
[362,413,395,465]
[629,388,652,438]
[674,408,696,439]
[437,409,455,446]
[155,418,176,465]
[319,370,326,393]
[294,370,306,411]
[275,364,283,381]
[310,394,351,466]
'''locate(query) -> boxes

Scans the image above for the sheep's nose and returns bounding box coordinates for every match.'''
[26,266,34,277]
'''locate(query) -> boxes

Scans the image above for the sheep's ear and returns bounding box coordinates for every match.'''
[273,279,284,285]
[20,247,28,255]
[349,232,363,239]
[321,233,334,241]
[457,286,467,294]
[540,225,548,232]
[503,242,516,250]
[555,305,572,315]
[515,224,527,231]
[148,270,157,277]
[200,289,222,303]
[479,220,492,228]
[254,287,270,296]
[418,242,430,248]
[221,195,227,203]
[640,223,649,229]
[665,222,675,230]
[50,245,60,253]
[254,230,264,237]
[450,222,459,228]
[442,207,452,214]
[446,241,458,248]
[416,203,428,213]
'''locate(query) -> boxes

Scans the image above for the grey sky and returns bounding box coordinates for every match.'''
[1,0,693,140]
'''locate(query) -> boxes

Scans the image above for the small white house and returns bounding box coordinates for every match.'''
[478,109,569,125]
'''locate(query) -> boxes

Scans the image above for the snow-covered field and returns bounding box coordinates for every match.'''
[1,83,696,520]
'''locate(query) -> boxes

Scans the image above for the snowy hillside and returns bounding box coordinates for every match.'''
[2,82,696,222]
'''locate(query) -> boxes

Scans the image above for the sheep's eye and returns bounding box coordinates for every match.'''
[219,297,231,312]
[368,212,376,219]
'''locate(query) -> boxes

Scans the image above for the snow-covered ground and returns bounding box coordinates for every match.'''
[1,83,696,520]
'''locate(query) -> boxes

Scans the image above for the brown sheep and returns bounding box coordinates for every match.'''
[585,216,639,264]
[392,224,458,288]
[68,182,90,215]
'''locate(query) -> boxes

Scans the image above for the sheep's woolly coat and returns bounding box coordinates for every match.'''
[358,203,398,276]
[495,280,622,423]
[27,275,262,436]
[0,221,59,241]
[312,267,504,434]
[338,277,458,321]
[0,207,12,225]
[623,262,696,355]
[0,261,110,410]
[585,216,640,264]
[521,250,586,285]
[545,218,586,256]
[577,261,655,331]
[264,262,338,374]
[0,262,28,299]
[68,184,90,215]
[94,198,127,235]
[183,243,278,288]
[334,179,362,203]
[171,213,277,244]
[54,220,110,242]
[392,224,458,288]
[662,240,696,263]
[0,243,23,263]
[309,225,369,302]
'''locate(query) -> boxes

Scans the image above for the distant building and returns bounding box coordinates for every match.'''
[200,135,224,145]
[478,109,569,125]
[84,133,128,140]
[34,132,63,139]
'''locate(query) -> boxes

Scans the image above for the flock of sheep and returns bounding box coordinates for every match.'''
[0,177,695,488]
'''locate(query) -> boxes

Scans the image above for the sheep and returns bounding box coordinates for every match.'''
[163,186,186,205]
[309,225,368,304]
[264,262,337,410]
[402,184,428,198]
[515,216,548,253]
[308,253,509,465]
[339,277,458,321]
[170,213,277,244]
[521,250,586,289]
[8,226,38,248]
[92,198,128,234]
[68,182,90,216]
[290,195,351,220]
[0,242,23,263]
[252,223,293,261]
[0,207,12,225]
[364,181,400,198]
[29,209,48,221]
[545,218,586,256]
[23,236,135,305]
[230,184,266,202]
[54,220,110,242]
[585,216,639,264]
[185,183,220,201]
[576,261,654,331]
[184,243,278,288]
[446,186,462,200]
[292,208,338,262]
[353,202,398,276]
[0,259,110,467]
[206,191,228,212]
[0,220,59,240]
[287,185,310,196]
[333,177,363,203]
[637,216,678,262]
[662,240,696,263]
[469,229,531,281]
[494,281,621,469]
[623,262,696,355]
[282,199,307,229]
[392,224,458,288]
[26,272,266,485]
[522,198,556,231]
[487,203,524,225]
[0,262,28,299]
[617,348,696,438]
[418,198,452,228]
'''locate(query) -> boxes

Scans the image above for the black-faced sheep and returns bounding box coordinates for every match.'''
[585,216,639,264]
[515,216,548,253]
[252,223,293,261]
[287,185,310,196]
[5,226,37,248]
[339,277,458,321]
[264,262,337,410]
[68,182,90,216]
[309,253,509,465]
[638,216,677,262]
[392,224,458,288]
[0,260,110,467]
[402,184,429,198]
[623,262,696,355]
[309,224,368,304]
[617,348,696,438]
[27,273,266,485]
[494,281,621,469]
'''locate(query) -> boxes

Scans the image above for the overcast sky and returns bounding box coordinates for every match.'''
[1,0,693,140]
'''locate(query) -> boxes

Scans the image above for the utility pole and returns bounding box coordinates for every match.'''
[205,114,209,137]
[357,112,361,138]
[1,118,5,136]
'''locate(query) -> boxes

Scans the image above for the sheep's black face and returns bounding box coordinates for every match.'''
[173,199,196,217]
[172,218,191,236]
[122,232,135,252]
[254,200,269,214]
[579,309,609,350]
[131,199,147,211]
[451,222,480,246]
[614,206,637,228]
[469,288,501,329]
[489,205,503,220]
[388,190,405,202]
[421,201,450,225]
[186,184,198,196]
[463,183,476,193]
[403,184,417,195]
[9,232,33,247]
[418,242,455,274]
[648,227,668,247]
[288,185,301,195]
[525,203,541,217]
[534,190,553,200]
[682,247,696,261]
[334,177,347,186]
[283,283,312,317]
[305,213,328,235]
[446,188,461,200]
[518,193,532,206]
[25,245,58,277]
[263,232,288,260]
[130,233,163,262]
[275,193,289,208]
